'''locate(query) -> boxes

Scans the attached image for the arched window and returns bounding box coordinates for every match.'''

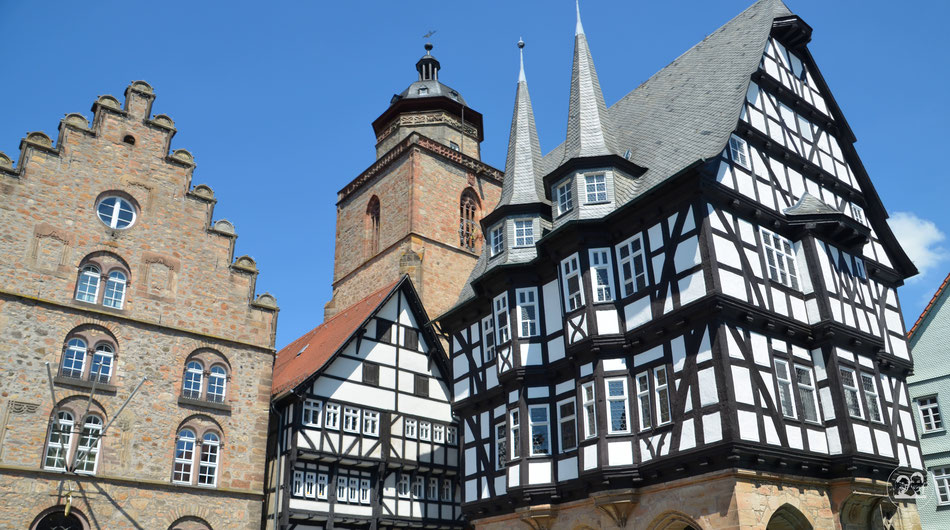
[31,507,89,530]
[90,343,113,383]
[207,366,227,403]
[173,429,196,484]
[103,271,127,309]
[198,433,220,486]
[182,362,203,399]
[459,189,480,252]
[75,265,101,303]
[74,414,103,474]
[61,339,87,379]
[366,196,380,256]
[43,411,74,471]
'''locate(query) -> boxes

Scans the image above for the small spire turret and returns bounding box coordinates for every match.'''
[416,43,440,81]
[498,38,545,209]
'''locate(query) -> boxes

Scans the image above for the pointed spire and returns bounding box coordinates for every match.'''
[563,1,618,163]
[575,0,584,35]
[499,39,544,208]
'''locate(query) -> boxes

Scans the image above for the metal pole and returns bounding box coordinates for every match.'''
[44,362,58,406]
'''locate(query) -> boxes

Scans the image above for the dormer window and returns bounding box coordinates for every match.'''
[728,135,750,169]
[417,87,429,96]
[555,180,574,216]
[450,141,460,152]
[584,174,607,203]
[490,226,504,257]
[514,220,534,247]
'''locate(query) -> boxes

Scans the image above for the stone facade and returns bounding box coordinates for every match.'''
[0,81,277,529]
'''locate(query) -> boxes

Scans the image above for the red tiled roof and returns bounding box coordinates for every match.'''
[908,271,950,340]
[271,279,401,397]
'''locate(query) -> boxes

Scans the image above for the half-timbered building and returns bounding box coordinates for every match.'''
[438,1,925,528]
[267,277,461,529]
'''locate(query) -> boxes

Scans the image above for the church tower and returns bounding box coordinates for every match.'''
[324,44,503,320]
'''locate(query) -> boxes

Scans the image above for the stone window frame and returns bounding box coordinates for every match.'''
[42,397,109,475]
[365,195,381,257]
[94,190,140,231]
[458,188,481,253]
[179,350,232,406]
[73,252,132,310]
[172,415,224,488]
[57,326,119,386]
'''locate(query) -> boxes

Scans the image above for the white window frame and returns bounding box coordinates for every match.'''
[172,429,195,484]
[561,253,585,312]
[528,405,551,456]
[935,467,950,506]
[348,477,360,503]
[606,377,631,434]
[840,367,863,419]
[510,409,521,459]
[917,396,943,433]
[419,421,431,441]
[495,423,507,470]
[854,256,867,280]
[851,203,866,225]
[405,418,417,439]
[447,426,457,445]
[861,372,883,423]
[555,179,574,216]
[584,173,607,203]
[428,477,439,500]
[363,410,380,437]
[729,135,750,169]
[516,288,538,338]
[433,424,445,444]
[197,433,219,487]
[635,372,652,431]
[336,476,347,502]
[76,265,101,303]
[90,344,113,384]
[794,364,820,423]
[514,219,534,247]
[360,478,371,504]
[61,338,87,379]
[761,228,800,290]
[775,359,797,419]
[616,234,648,298]
[45,411,74,471]
[412,476,424,499]
[442,479,452,501]
[397,474,410,498]
[305,472,317,498]
[103,270,127,309]
[490,225,504,257]
[324,403,340,430]
[654,366,671,426]
[292,470,304,497]
[494,293,510,344]
[317,473,328,499]
[342,407,361,433]
[74,414,102,475]
[302,400,322,428]
[581,382,597,439]
[96,196,136,229]
[589,248,615,303]
[182,361,203,399]
[557,398,577,453]
[206,365,227,403]
[482,316,495,363]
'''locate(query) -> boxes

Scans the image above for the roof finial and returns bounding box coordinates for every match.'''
[424,42,433,55]
[575,0,584,36]
[518,38,526,83]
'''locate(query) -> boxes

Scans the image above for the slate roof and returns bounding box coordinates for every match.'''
[271,279,400,397]
[396,79,467,106]
[783,191,841,216]
[497,46,546,209]
[447,0,793,312]
[908,271,950,341]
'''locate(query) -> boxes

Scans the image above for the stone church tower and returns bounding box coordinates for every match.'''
[324,44,503,321]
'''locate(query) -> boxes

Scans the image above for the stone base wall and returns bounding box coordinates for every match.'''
[471,469,922,530]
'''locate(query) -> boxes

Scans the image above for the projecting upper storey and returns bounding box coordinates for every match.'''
[0,82,277,349]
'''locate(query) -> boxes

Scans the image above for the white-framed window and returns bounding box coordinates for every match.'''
[428,477,439,500]
[317,473,329,499]
[76,265,101,303]
[96,196,136,229]
[348,477,359,503]
[343,407,361,433]
[528,405,550,456]
[490,225,504,257]
[606,377,630,434]
[207,366,227,403]
[197,433,219,486]
[934,467,950,505]
[840,368,863,419]
[589,248,615,303]
[494,293,510,344]
[397,474,410,498]
[861,373,882,423]
[172,429,196,484]
[584,174,607,203]
[44,411,74,471]
[363,411,380,437]
[851,203,866,225]
[102,271,127,309]
[654,367,671,426]
[73,414,102,474]
[729,135,750,169]
[336,476,347,501]
[557,399,577,452]
[302,400,322,427]
[442,479,452,501]
[555,179,574,215]
[795,365,820,423]
[324,403,341,430]
[89,344,113,384]
[516,288,538,338]
[304,472,316,498]
[482,317,495,362]
[514,219,534,247]
[405,418,417,439]
[360,478,371,504]
[917,397,943,433]
[292,470,304,496]
[775,359,797,419]
[419,421,431,441]
[510,409,521,459]
[495,423,507,469]
[433,424,445,444]
[561,253,584,311]
[636,373,652,430]
[447,426,457,445]
[581,382,597,439]
[182,361,203,399]
[616,235,647,298]
[61,338,87,379]
[412,476,424,499]
[761,228,800,290]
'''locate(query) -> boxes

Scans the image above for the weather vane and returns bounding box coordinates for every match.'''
[423,30,437,39]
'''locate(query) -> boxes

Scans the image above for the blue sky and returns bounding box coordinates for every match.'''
[1,1,947,349]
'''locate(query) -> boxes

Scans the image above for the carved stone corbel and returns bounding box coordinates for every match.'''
[517,504,558,530]
[592,488,638,528]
